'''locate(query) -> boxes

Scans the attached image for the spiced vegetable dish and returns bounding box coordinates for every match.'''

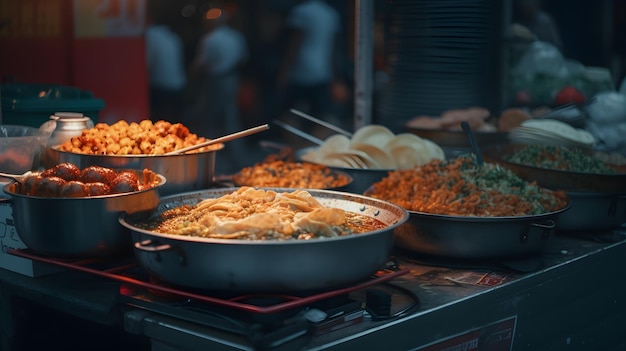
[367,155,568,216]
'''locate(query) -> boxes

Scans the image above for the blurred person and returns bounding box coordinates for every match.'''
[144,2,187,121]
[188,5,248,172]
[513,0,563,50]
[247,1,289,126]
[271,0,349,128]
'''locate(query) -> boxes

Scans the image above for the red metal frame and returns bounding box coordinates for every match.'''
[8,248,409,314]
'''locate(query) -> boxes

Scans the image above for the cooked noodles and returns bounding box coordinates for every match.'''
[143,187,386,240]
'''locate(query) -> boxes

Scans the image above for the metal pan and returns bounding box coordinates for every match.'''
[119,188,409,292]
[481,143,626,193]
[3,170,166,258]
[394,206,569,259]
[556,192,626,232]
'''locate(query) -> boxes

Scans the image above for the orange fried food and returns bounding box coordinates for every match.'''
[233,160,351,189]
[367,156,568,217]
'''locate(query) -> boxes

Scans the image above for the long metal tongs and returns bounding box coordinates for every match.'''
[289,109,353,137]
[271,119,324,145]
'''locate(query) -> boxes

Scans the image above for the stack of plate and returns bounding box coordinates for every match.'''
[377,0,503,131]
[509,119,596,149]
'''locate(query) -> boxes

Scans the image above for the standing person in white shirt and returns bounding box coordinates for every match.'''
[144,5,187,121]
[273,0,349,126]
[189,6,248,172]
[189,7,248,135]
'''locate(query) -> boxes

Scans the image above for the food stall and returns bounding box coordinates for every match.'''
[1,2,626,351]
[0,114,625,351]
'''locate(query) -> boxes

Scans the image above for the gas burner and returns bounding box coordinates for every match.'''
[9,248,410,349]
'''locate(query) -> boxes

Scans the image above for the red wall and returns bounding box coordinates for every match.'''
[0,0,148,124]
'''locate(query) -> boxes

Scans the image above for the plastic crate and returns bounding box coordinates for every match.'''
[1,84,104,128]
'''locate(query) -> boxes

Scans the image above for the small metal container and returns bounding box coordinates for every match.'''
[40,112,94,169]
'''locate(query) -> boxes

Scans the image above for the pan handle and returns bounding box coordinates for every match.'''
[134,239,187,266]
[134,239,172,252]
[608,195,626,217]
[520,220,556,243]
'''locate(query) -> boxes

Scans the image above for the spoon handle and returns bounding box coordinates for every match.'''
[461,121,484,166]
[164,124,270,156]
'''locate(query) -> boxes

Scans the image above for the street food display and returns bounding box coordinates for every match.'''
[366,155,568,217]
[232,159,352,189]
[57,120,217,155]
[139,186,387,240]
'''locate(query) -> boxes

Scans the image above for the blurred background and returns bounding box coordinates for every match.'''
[0,0,624,139]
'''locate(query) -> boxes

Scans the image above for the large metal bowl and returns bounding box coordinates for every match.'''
[394,206,570,259]
[482,143,626,193]
[3,170,166,258]
[556,192,626,232]
[119,188,409,292]
[47,145,224,196]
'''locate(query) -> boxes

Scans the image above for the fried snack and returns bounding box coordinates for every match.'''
[233,160,351,189]
[405,115,443,129]
[440,107,490,131]
[497,108,532,132]
[406,107,496,132]
[58,119,216,155]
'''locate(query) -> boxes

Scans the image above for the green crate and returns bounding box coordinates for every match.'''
[1,84,104,128]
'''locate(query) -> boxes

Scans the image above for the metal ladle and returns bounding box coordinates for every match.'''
[0,171,37,185]
[163,124,270,156]
[461,121,484,166]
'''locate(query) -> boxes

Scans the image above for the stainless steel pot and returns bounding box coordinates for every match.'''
[119,188,409,292]
[3,170,166,258]
[47,145,224,195]
[557,192,626,232]
[394,206,569,259]
[482,143,626,193]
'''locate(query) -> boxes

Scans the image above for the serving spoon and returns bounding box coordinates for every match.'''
[163,124,270,156]
[0,171,37,185]
[461,121,484,166]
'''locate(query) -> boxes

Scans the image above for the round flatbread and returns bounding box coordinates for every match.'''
[421,138,446,160]
[318,134,351,156]
[350,143,396,169]
[383,133,427,151]
[350,125,395,147]
[389,145,430,169]
[521,119,595,145]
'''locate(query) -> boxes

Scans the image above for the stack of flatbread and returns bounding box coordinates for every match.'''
[509,119,596,149]
[301,125,445,170]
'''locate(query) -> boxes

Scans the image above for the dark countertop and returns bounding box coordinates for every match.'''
[3,230,626,351]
